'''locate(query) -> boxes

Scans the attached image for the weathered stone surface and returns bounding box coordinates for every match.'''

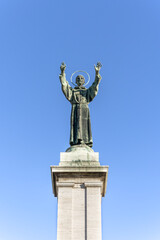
[59,146,99,167]
[50,164,108,240]
[57,184,73,240]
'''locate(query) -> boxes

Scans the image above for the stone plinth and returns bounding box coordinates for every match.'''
[51,148,109,240]
[60,151,99,167]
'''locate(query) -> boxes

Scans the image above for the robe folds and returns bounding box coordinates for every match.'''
[60,74,101,148]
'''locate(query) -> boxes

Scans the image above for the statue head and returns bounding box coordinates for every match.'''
[76,75,85,87]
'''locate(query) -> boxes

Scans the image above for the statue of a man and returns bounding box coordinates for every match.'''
[59,62,102,148]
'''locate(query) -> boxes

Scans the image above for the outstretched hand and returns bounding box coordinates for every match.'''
[94,62,102,75]
[60,62,66,74]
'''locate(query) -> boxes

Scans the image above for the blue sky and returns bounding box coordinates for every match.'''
[0,0,160,239]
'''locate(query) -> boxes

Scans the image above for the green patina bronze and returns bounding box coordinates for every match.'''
[59,62,102,148]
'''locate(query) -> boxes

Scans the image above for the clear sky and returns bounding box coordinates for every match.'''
[0,0,160,239]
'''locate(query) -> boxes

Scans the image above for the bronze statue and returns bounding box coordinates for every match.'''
[59,62,102,148]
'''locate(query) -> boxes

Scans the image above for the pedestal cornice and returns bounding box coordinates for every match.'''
[50,165,109,197]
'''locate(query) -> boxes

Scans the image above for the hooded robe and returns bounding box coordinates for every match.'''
[60,74,101,147]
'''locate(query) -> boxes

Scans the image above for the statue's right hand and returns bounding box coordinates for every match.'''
[60,62,66,73]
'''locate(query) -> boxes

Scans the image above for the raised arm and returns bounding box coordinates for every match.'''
[88,62,102,102]
[59,62,72,102]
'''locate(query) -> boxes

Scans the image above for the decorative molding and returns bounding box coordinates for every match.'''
[84,182,103,188]
[56,182,74,187]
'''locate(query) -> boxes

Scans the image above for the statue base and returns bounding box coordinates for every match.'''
[60,144,99,166]
[66,144,94,152]
[50,146,109,240]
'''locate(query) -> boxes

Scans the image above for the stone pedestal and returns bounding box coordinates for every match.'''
[50,146,109,240]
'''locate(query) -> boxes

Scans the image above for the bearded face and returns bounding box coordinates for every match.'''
[76,75,85,87]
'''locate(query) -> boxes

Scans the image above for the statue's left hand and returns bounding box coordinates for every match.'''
[94,62,102,75]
